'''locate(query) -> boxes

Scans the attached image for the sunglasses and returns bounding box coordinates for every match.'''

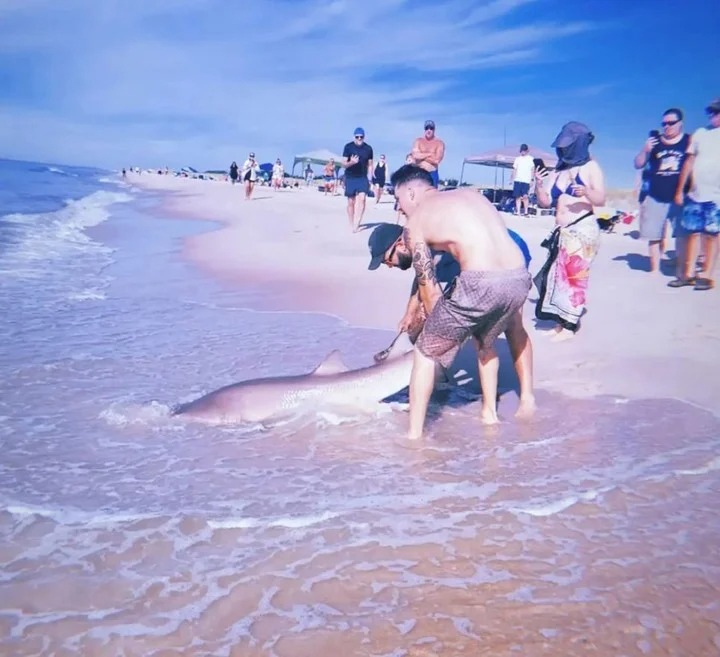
[661,119,680,127]
[385,242,398,263]
[354,135,364,140]
[708,109,720,116]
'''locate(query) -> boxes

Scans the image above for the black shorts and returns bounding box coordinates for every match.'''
[513,181,530,198]
[345,176,370,198]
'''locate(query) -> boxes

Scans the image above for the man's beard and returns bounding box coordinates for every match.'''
[397,252,413,270]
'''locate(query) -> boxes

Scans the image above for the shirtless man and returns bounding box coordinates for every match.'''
[411,120,445,188]
[387,165,534,439]
[368,222,535,420]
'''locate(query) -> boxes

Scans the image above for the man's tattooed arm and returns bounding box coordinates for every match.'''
[403,227,441,312]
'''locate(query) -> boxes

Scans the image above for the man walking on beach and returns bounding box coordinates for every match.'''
[634,109,690,274]
[381,165,534,439]
[511,144,535,216]
[411,120,445,188]
[367,222,535,419]
[672,98,720,291]
[341,127,374,232]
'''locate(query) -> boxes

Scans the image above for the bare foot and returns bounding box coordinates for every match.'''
[515,396,537,420]
[395,435,424,450]
[541,326,562,338]
[480,406,500,425]
[550,328,575,343]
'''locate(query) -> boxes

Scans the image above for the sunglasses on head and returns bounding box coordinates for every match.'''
[661,119,680,127]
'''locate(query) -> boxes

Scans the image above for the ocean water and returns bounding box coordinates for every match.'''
[1,160,719,657]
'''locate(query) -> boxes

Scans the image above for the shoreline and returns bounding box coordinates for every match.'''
[126,172,719,416]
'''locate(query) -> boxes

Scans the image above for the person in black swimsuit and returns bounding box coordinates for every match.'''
[373,155,387,205]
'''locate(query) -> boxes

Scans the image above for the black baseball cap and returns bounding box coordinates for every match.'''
[368,223,403,270]
[424,120,435,130]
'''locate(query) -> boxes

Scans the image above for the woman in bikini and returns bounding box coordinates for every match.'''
[533,122,606,342]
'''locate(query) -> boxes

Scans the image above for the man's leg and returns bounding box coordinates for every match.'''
[699,233,718,282]
[346,196,356,230]
[407,348,437,440]
[354,192,367,232]
[683,233,700,279]
[475,341,500,424]
[648,239,662,273]
[504,310,536,418]
[515,194,521,215]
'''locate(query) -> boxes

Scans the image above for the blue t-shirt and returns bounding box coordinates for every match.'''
[342,141,374,178]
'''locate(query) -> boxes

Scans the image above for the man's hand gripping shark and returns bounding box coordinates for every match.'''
[172,333,415,425]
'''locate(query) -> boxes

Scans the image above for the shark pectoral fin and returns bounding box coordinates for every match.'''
[311,349,350,376]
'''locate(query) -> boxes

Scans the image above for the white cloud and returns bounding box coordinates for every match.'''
[0,0,617,183]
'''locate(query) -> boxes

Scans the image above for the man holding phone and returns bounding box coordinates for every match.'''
[633,108,690,274]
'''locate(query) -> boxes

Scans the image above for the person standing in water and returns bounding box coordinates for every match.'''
[373,155,387,205]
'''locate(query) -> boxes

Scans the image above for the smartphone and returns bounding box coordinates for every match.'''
[649,130,660,138]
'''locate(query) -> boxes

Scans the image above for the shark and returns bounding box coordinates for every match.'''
[172,334,415,424]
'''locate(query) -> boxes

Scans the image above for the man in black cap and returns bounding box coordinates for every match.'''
[411,120,445,187]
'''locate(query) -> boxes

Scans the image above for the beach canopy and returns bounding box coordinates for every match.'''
[463,145,558,170]
[460,144,558,187]
[292,149,344,174]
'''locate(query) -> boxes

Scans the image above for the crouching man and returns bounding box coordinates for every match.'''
[381,165,534,439]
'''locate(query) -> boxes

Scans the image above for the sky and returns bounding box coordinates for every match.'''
[0,0,718,188]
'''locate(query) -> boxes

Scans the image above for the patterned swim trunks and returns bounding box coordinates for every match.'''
[416,268,531,368]
[679,200,720,235]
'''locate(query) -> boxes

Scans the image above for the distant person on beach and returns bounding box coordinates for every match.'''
[411,120,445,188]
[633,109,690,274]
[373,155,387,205]
[229,161,239,185]
[533,122,605,342]
[323,159,336,195]
[511,144,535,216]
[272,159,284,191]
[367,222,534,418]
[671,97,720,291]
[241,153,260,200]
[378,164,534,437]
[341,127,374,232]
[122,168,126,178]
[305,164,314,186]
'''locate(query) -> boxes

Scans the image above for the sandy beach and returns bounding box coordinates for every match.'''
[134,173,719,415]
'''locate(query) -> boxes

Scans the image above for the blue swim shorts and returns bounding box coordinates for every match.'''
[678,200,720,236]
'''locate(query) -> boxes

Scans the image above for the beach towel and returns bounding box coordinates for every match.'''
[533,212,600,332]
[416,268,531,368]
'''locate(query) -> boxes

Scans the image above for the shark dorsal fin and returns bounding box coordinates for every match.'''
[312,350,349,376]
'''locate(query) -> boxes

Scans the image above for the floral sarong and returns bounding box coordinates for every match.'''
[534,212,600,332]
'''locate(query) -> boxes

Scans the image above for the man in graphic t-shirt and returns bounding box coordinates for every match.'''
[511,144,535,216]
[633,108,690,274]
[341,127,374,233]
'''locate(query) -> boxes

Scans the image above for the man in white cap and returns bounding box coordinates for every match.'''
[672,97,720,291]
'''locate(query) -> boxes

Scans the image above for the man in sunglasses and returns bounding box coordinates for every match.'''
[633,108,690,275]
[341,127,374,232]
[672,98,720,291]
[367,166,535,439]
[411,120,445,188]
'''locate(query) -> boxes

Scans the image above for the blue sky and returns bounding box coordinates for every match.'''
[0,0,718,187]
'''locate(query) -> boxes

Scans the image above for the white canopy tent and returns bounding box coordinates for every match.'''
[291,149,344,176]
[460,144,558,189]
